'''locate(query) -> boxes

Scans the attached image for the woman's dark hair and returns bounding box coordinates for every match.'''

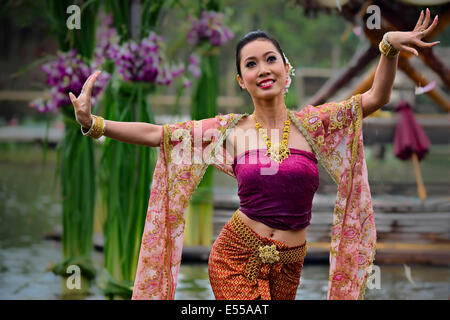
[235,30,286,77]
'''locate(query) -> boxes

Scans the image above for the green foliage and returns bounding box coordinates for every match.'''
[185,54,219,246]
[99,81,157,299]
[52,106,97,280]
[106,0,177,41]
[104,0,131,42]
[184,0,223,247]
[99,0,172,298]
[44,0,100,281]
[141,0,167,38]
[50,254,96,280]
[191,53,219,119]
[45,0,100,59]
[285,77,299,109]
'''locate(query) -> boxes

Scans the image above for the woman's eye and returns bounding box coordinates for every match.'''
[267,56,276,62]
[246,61,256,68]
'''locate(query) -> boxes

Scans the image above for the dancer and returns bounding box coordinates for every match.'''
[69,9,438,300]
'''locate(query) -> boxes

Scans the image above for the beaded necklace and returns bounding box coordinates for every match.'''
[253,111,291,164]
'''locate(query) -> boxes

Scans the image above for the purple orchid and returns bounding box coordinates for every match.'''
[181,52,202,88]
[92,12,119,69]
[113,32,184,85]
[186,11,234,47]
[30,49,110,113]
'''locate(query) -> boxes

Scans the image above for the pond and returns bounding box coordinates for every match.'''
[0,143,448,300]
[1,240,448,300]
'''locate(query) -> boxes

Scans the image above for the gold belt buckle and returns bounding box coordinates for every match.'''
[258,244,280,264]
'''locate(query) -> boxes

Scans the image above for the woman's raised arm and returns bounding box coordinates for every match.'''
[102,120,162,148]
[361,8,439,118]
[69,71,162,148]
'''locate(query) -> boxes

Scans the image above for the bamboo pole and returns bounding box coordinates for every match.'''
[350,66,376,95]
[411,152,427,201]
[306,44,379,106]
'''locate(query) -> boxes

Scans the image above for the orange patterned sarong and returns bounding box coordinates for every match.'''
[208,210,307,300]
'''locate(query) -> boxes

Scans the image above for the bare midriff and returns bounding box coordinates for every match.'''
[237,209,307,248]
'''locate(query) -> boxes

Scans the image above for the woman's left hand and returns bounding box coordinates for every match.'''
[386,8,440,56]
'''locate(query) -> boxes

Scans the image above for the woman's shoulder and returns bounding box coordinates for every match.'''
[225,113,252,131]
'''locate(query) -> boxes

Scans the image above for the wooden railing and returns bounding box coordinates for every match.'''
[1,115,448,145]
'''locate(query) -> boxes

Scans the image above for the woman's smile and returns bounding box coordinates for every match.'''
[258,79,276,89]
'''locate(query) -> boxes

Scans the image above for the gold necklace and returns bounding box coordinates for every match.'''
[253,111,291,164]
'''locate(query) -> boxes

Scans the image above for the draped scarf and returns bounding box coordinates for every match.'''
[132,94,376,300]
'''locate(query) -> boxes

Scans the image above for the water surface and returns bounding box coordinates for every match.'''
[0,143,448,300]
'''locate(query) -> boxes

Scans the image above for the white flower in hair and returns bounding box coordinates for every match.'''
[283,53,295,94]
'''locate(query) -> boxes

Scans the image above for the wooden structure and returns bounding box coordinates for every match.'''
[293,0,450,112]
[210,194,450,266]
[1,114,448,146]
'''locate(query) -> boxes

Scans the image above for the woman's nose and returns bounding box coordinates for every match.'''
[258,68,270,77]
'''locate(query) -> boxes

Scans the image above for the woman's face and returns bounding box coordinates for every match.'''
[237,39,289,101]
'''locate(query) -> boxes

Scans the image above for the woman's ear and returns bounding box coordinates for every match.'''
[236,74,245,90]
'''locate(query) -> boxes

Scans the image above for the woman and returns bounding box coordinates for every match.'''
[69,9,439,300]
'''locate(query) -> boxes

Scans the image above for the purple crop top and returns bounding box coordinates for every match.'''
[232,148,319,230]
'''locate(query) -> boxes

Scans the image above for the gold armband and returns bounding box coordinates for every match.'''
[81,115,106,139]
[379,32,399,59]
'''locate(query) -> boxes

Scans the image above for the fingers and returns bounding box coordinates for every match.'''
[400,44,419,57]
[417,8,438,34]
[85,71,101,97]
[69,92,77,107]
[422,8,431,29]
[414,10,424,30]
[70,71,101,111]
[81,71,101,95]
[81,74,93,94]
[423,15,438,35]
[415,39,440,48]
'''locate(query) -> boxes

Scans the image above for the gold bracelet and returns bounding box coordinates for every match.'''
[81,115,106,139]
[81,116,95,136]
[91,116,105,139]
[379,32,399,59]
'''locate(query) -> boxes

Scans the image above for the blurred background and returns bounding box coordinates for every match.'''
[0,0,449,300]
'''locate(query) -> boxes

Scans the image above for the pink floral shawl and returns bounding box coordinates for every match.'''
[132,94,376,300]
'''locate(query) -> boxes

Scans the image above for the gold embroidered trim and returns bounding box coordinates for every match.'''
[206,113,249,166]
[163,113,247,299]
[346,94,374,300]
[162,124,172,299]
[288,109,339,185]
[346,95,363,199]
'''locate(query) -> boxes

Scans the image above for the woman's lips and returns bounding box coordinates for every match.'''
[258,79,275,89]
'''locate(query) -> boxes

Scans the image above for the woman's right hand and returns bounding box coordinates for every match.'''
[68,70,101,128]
